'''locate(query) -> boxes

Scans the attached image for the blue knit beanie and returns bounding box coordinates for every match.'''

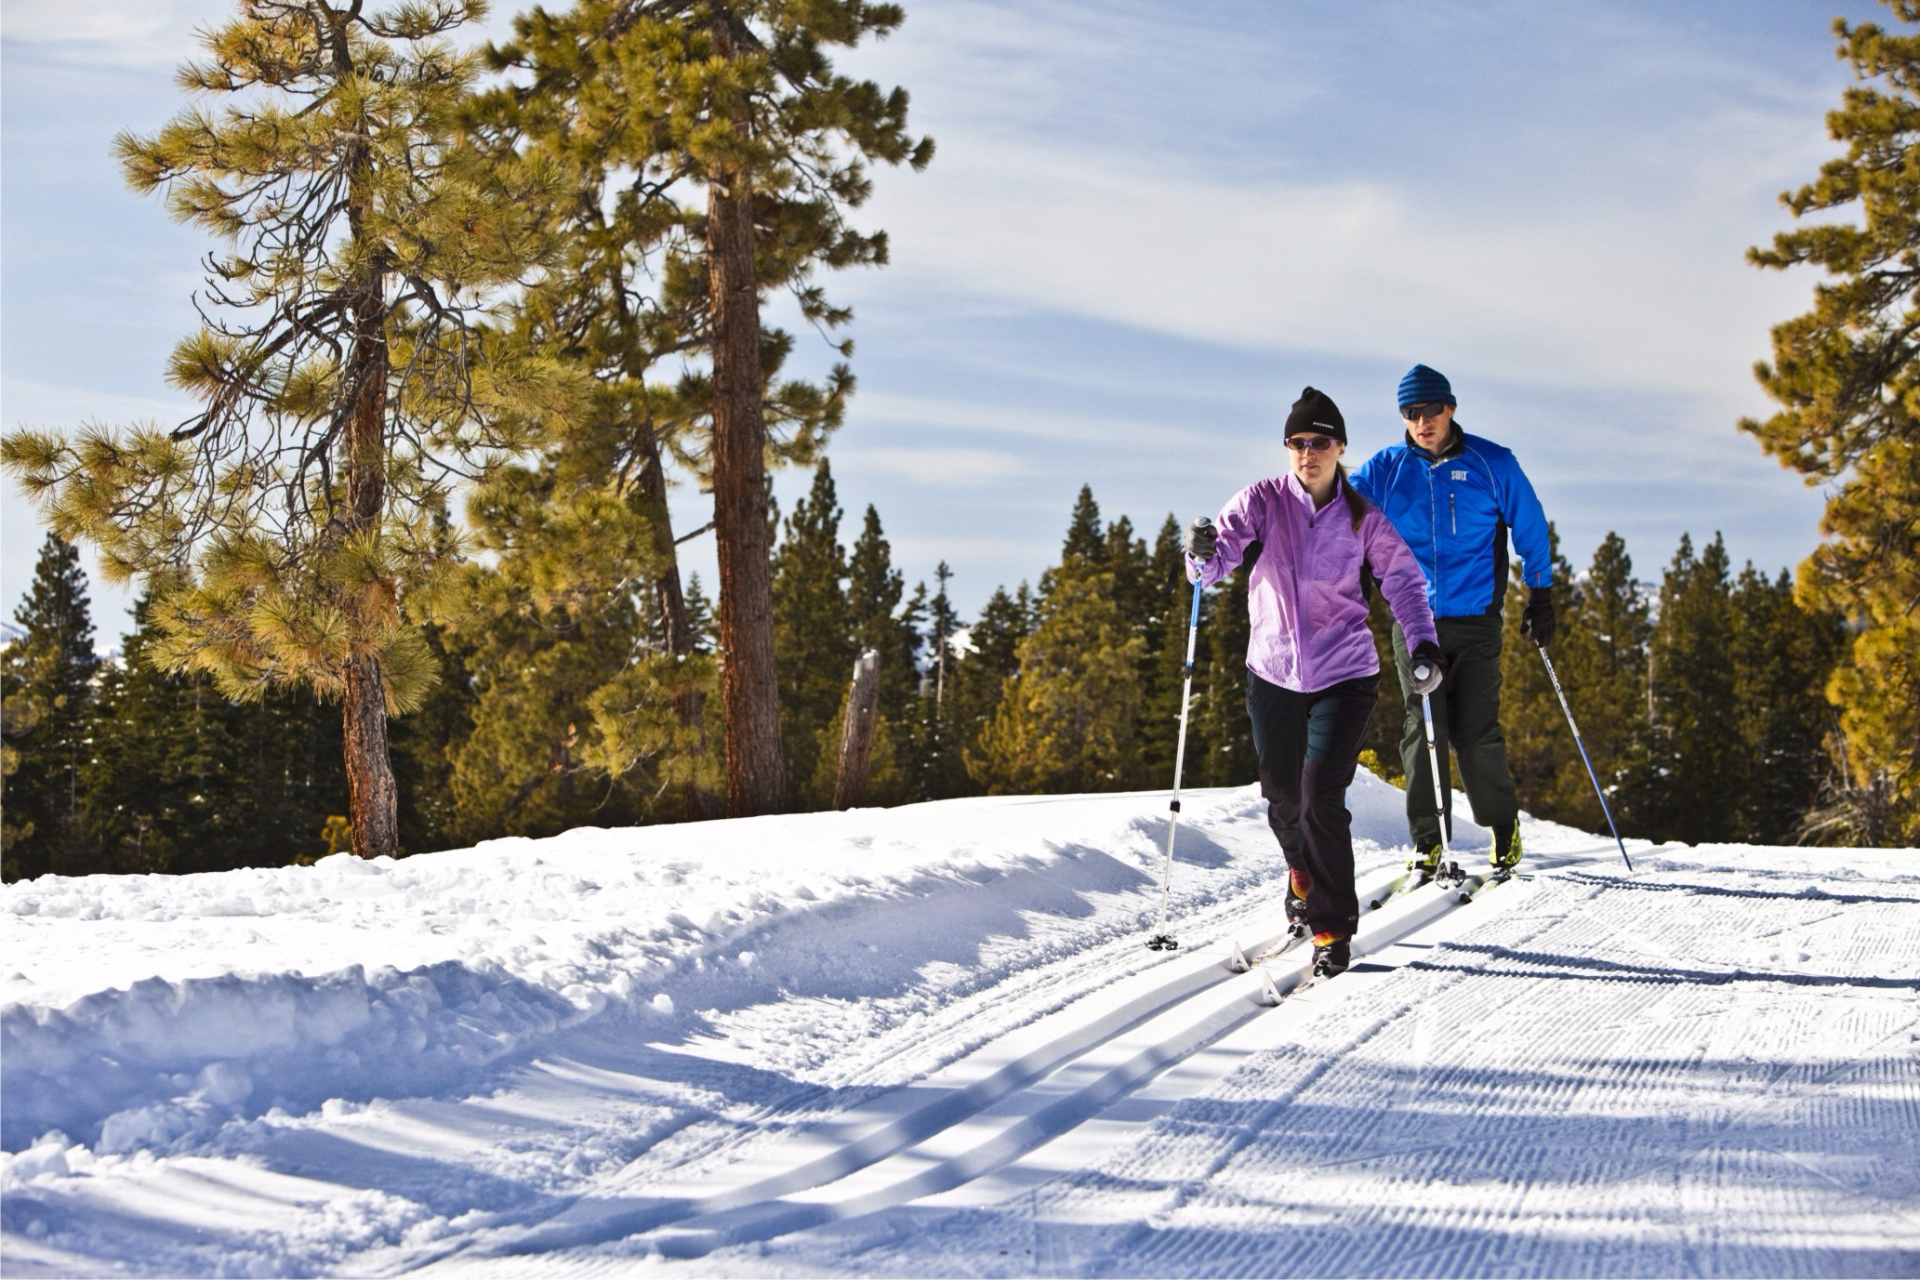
[1397,363,1456,410]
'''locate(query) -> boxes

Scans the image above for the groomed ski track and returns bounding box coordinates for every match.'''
[425,864,1474,1270]
[4,780,1917,1278]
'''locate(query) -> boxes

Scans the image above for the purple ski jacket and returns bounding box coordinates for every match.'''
[1187,473,1438,693]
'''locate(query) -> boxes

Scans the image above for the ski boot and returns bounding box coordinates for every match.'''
[1410,841,1456,887]
[1284,866,1311,938]
[1310,934,1351,980]
[1490,823,1523,879]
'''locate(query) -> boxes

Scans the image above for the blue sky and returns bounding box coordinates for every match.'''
[1,0,1875,636]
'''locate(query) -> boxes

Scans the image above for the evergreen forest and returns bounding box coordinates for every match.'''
[0,491,1870,880]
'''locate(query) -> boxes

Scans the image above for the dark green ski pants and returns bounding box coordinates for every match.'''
[1390,614,1520,849]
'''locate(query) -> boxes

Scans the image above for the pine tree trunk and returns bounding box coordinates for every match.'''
[705,71,785,816]
[341,651,399,858]
[336,240,401,857]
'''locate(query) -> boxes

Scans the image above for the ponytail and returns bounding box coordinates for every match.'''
[1337,464,1367,532]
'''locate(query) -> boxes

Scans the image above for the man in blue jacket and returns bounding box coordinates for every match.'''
[1349,364,1555,874]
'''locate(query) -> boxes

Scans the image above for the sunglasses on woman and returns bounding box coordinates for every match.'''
[1402,402,1450,422]
[1285,435,1338,453]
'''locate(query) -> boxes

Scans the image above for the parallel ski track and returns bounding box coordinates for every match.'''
[421,859,1517,1269]
[1039,861,1920,1279]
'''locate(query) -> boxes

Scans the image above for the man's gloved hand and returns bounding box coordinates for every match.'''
[1409,640,1445,697]
[1521,585,1555,648]
[1184,516,1217,561]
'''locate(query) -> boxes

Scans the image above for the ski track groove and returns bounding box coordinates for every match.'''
[441,865,1439,1266]
[979,865,1920,1280]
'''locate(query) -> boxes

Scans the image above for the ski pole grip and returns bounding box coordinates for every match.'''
[1412,661,1435,684]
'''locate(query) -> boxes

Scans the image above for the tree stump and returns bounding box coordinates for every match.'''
[834,649,882,810]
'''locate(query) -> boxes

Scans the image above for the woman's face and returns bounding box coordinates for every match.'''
[1286,432,1345,489]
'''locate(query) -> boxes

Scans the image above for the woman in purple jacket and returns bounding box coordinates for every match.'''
[1184,387,1443,979]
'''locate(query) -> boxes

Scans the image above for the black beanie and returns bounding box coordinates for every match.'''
[1284,386,1346,444]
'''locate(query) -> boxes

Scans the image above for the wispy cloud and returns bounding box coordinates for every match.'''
[1,377,194,432]
[853,446,1028,487]
[844,0,1836,417]
[852,390,1208,451]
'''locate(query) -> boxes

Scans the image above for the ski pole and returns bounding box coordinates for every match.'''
[1535,642,1633,873]
[1415,678,1450,848]
[1147,574,1205,951]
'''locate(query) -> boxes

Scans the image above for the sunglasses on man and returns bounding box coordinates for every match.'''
[1402,402,1450,422]
[1284,435,1338,453]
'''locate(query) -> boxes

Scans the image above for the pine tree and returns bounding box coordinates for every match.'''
[1744,0,1920,842]
[912,561,967,800]
[847,506,922,720]
[1059,485,1106,569]
[835,505,922,805]
[772,462,853,807]
[85,591,350,874]
[447,609,652,841]
[1,535,101,879]
[446,451,694,841]
[969,571,1144,795]
[1632,534,1744,844]
[487,0,932,818]
[946,583,1028,790]
[1551,532,1653,834]
[2,1,562,860]
[1730,565,1846,844]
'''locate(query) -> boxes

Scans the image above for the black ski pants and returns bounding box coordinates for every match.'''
[1390,614,1521,849]
[1246,669,1379,941]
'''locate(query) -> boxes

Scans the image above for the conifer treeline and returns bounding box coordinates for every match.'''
[0,486,1863,880]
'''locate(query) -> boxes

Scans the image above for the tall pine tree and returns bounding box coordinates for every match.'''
[1731,565,1846,844]
[3,0,563,860]
[1550,532,1653,835]
[833,504,923,806]
[1,535,100,879]
[486,0,932,817]
[970,491,1143,794]
[772,462,853,806]
[946,583,1029,790]
[1632,534,1744,844]
[1745,0,1920,843]
[912,561,967,800]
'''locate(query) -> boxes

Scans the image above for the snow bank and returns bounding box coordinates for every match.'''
[5,783,1385,1156]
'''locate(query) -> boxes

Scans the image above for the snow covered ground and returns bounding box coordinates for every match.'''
[3,773,1916,1278]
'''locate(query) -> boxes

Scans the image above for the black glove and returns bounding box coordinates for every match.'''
[1409,640,1445,697]
[1521,585,1555,648]
[1184,516,1217,561]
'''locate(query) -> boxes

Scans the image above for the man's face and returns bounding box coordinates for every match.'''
[1402,401,1455,453]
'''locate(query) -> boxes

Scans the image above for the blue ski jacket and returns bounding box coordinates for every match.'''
[1348,429,1552,619]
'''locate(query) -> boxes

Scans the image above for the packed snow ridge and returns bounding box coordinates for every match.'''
[4,774,1917,1278]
